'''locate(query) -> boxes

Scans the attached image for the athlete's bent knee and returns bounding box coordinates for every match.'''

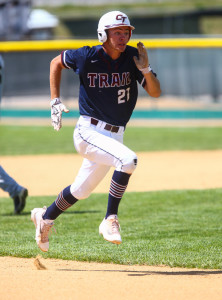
[70,185,91,200]
[121,153,138,174]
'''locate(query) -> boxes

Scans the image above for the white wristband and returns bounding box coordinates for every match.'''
[50,97,61,106]
[140,65,152,74]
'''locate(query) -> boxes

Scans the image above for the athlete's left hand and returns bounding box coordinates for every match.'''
[133,42,149,70]
[50,98,69,131]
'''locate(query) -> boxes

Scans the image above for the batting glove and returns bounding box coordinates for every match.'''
[50,98,69,131]
[133,42,150,74]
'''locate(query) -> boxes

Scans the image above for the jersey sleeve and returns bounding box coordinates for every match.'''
[61,50,75,69]
[61,47,90,72]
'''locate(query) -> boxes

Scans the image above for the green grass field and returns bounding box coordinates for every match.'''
[0,125,222,269]
[1,125,222,155]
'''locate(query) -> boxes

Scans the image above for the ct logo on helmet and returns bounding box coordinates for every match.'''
[97,11,135,43]
[116,14,127,23]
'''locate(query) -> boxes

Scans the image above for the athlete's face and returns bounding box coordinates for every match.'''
[107,27,130,53]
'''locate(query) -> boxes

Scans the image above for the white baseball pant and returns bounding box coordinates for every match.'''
[70,115,137,199]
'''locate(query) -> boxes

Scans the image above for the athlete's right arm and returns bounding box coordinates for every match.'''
[50,55,69,131]
[50,55,66,99]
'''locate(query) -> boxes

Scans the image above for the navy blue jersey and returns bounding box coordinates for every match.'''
[62,45,147,126]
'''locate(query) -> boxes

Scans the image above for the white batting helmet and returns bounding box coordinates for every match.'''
[97,11,135,43]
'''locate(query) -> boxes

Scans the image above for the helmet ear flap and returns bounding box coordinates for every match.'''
[98,31,107,43]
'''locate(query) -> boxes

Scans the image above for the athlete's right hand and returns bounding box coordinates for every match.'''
[50,98,69,131]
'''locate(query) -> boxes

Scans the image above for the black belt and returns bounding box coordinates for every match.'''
[91,118,120,133]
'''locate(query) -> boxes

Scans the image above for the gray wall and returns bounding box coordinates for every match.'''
[0,47,221,101]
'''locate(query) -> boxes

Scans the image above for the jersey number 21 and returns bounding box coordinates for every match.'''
[118,88,130,104]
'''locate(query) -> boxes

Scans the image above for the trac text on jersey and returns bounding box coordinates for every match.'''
[87,72,131,88]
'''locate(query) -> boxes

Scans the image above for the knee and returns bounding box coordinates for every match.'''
[70,184,91,200]
[121,153,138,174]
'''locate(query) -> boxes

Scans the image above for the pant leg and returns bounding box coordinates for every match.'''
[0,166,23,198]
[70,158,110,199]
[70,117,138,200]
[74,118,137,174]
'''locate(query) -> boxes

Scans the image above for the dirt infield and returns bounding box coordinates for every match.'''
[1,151,222,300]
[1,256,222,300]
[1,150,222,197]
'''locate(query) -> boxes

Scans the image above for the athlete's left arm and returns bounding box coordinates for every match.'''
[133,42,161,98]
[143,71,161,98]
